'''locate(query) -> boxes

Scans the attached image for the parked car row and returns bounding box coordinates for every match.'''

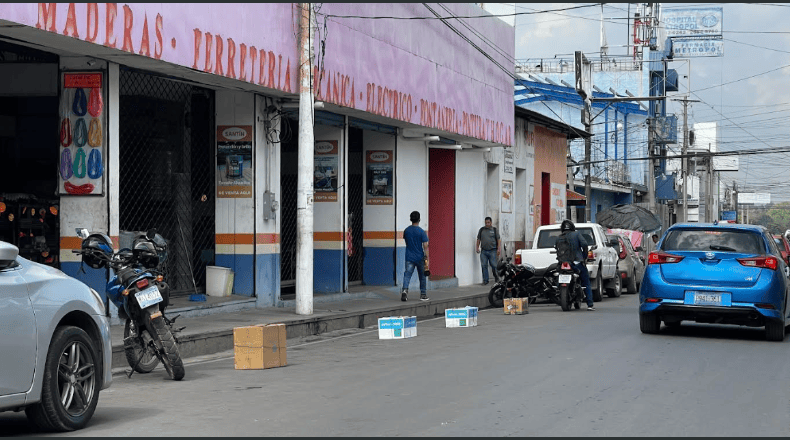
[639,223,790,341]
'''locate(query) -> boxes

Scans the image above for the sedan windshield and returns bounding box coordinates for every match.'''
[662,229,765,254]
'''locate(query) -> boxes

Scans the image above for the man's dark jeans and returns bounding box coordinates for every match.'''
[480,249,499,283]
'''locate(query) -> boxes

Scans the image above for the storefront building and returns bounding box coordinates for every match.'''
[0,4,514,314]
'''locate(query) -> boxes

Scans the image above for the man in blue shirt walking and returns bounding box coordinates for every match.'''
[402,211,429,302]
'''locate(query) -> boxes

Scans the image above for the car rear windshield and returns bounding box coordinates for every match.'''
[662,229,765,254]
[537,228,594,249]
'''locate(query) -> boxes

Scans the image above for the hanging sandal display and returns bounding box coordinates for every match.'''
[59,118,72,147]
[64,181,95,195]
[72,88,87,116]
[74,117,88,147]
[60,148,74,180]
[72,147,87,178]
[88,87,103,117]
[87,148,103,179]
[88,118,102,147]
[59,88,73,118]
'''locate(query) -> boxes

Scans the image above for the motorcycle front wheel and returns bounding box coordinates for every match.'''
[123,319,159,373]
[559,285,570,311]
[488,284,506,308]
[144,311,185,381]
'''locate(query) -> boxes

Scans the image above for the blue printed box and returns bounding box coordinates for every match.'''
[445,306,478,328]
[378,316,417,339]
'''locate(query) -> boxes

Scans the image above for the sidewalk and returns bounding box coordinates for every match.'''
[109,279,493,372]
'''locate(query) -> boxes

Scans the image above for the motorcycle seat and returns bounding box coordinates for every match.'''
[533,262,559,278]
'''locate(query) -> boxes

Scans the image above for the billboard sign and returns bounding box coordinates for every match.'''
[721,210,736,221]
[738,193,771,205]
[672,37,724,58]
[662,7,723,38]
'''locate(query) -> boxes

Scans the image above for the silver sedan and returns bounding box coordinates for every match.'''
[0,241,112,431]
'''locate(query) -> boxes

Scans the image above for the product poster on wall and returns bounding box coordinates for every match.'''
[314,140,338,202]
[216,125,253,198]
[501,180,513,213]
[366,150,393,205]
[58,72,106,196]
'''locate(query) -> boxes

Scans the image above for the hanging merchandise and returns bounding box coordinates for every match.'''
[49,206,58,215]
[59,87,73,118]
[87,148,103,179]
[59,118,72,147]
[60,148,73,180]
[88,118,102,147]
[72,88,87,116]
[0,202,5,213]
[72,147,87,178]
[73,117,88,147]
[7,213,13,222]
[64,181,95,195]
[88,87,103,117]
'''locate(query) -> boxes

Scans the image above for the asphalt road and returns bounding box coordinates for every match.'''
[4,293,790,437]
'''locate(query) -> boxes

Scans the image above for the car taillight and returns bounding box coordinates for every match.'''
[619,248,627,260]
[648,252,685,265]
[136,279,150,289]
[737,256,778,271]
[561,262,571,270]
[514,254,521,265]
[587,250,594,261]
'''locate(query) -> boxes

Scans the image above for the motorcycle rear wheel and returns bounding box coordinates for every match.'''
[488,284,505,308]
[559,285,570,311]
[123,319,159,373]
[146,313,185,381]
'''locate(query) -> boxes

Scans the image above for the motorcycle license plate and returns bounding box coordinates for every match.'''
[558,274,572,284]
[135,285,163,309]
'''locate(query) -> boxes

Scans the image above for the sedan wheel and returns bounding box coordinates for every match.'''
[766,320,786,342]
[26,326,100,432]
[607,274,622,298]
[640,313,661,334]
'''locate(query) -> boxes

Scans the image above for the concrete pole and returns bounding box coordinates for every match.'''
[296,3,314,315]
[681,100,688,223]
[584,98,592,222]
[646,119,656,214]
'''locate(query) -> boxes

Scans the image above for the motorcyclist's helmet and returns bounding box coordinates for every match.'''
[81,233,113,269]
[132,237,159,268]
[560,219,576,232]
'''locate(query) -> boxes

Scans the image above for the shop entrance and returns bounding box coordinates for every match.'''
[118,67,216,296]
[0,41,60,267]
[347,127,364,284]
[428,148,455,278]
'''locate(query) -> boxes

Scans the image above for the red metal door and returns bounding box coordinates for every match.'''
[541,172,551,226]
[428,149,455,278]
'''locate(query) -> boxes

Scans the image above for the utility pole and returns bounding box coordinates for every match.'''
[646,119,657,214]
[296,3,314,315]
[733,180,738,223]
[672,97,699,223]
[584,98,592,222]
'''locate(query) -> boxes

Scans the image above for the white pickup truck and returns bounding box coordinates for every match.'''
[514,222,621,301]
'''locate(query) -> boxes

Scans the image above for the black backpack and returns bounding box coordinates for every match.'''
[555,232,574,263]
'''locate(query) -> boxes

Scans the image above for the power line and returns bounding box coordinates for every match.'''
[318,4,600,20]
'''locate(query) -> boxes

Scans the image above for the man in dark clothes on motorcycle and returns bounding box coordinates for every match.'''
[560,219,595,311]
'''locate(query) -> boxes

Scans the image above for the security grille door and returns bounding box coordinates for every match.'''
[280,117,298,290]
[118,68,215,296]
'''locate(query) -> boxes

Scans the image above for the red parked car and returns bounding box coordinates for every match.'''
[773,234,790,265]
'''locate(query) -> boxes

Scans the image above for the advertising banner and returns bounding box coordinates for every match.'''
[366,150,393,205]
[314,140,338,202]
[216,125,253,198]
[501,180,513,213]
[58,71,106,196]
[672,37,724,58]
[662,7,723,38]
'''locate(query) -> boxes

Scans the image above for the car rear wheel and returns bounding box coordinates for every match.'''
[766,320,785,341]
[626,270,638,294]
[25,326,100,432]
[592,270,603,302]
[640,313,660,334]
[607,274,622,298]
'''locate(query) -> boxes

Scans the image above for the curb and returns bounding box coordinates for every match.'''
[111,292,490,371]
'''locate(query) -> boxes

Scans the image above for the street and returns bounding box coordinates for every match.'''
[4,293,790,437]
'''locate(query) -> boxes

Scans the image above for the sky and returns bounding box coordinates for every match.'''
[483,3,790,203]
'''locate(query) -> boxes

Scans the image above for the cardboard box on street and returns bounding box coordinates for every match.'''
[378,316,417,339]
[233,323,287,370]
[503,297,529,315]
[445,306,478,328]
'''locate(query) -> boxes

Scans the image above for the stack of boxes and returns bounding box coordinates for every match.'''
[233,323,287,370]
[444,306,479,328]
[377,316,417,339]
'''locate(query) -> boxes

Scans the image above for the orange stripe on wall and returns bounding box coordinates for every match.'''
[216,234,255,245]
[255,233,280,244]
[314,232,343,241]
[363,231,397,240]
[60,237,82,249]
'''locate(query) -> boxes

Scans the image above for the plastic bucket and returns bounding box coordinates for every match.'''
[206,266,233,297]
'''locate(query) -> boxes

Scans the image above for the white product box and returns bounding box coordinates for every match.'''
[445,306,478,328]
[377,316,417,339]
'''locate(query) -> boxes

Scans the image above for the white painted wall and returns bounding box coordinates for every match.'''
[215,90,255,239]
[314,124,344,236]
[395,138,429,235]
[254,95,280,239]
[455,149,487,286]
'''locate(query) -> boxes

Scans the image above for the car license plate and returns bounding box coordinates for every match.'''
[135,285,163,309]
[693,291,722,306]
[558,274,572,284]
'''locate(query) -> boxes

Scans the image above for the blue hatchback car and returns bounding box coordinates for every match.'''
[639,223,790,341]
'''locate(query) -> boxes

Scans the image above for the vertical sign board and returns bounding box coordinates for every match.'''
[216,126,253,198]
[366,151,393,205]
[314,141,339,202]
[501,180,513,214]
[59,72,106,195]
[551,182,566,223]
[504,151,514,175]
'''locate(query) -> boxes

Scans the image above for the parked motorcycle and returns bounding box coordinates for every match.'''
[488,244,556,307]
[74,228,185,380]
[556,261,584,311]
